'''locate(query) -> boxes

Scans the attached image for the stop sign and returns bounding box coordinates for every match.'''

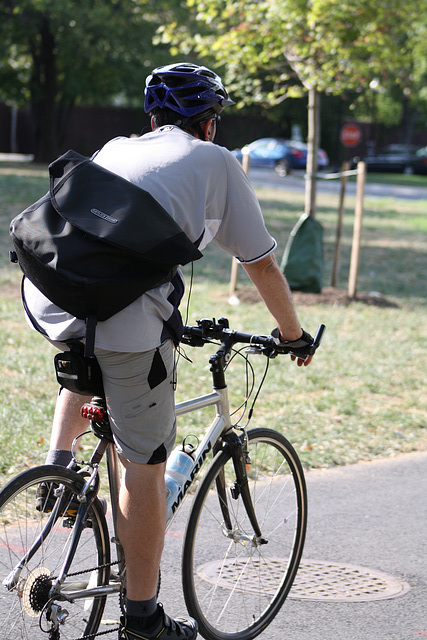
[340,124,362,147]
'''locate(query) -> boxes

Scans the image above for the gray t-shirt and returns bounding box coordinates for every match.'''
[24,126,276,351]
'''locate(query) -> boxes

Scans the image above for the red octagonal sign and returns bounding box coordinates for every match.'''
[340,124,362,147]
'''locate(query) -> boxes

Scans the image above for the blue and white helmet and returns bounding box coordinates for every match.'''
[144,62,235,117]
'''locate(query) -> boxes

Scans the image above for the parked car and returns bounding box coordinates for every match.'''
[411,146,427,175]
[231,138,329,176]
[354,144,422,174]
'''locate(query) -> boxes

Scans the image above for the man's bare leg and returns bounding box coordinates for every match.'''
[50,388,92,450]
[117,457,167,601]
[47,388,92,463]
[49,390,168,596]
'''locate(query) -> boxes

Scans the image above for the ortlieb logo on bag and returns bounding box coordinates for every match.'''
[9,149,202,353]
[90,208,118,224]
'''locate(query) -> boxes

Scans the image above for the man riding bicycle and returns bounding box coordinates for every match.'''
[23,62,314,640]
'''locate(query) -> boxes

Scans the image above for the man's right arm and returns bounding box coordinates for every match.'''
[242,253,313,366]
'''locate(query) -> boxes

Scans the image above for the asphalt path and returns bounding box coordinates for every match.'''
[159,169,427,638]
[159,450,427,640]
[4,449,423,638]
[248,167,427,201]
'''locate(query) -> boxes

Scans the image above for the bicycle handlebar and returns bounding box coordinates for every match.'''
[181,318,326,360]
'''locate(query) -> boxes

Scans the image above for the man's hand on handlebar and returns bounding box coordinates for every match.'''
[181,319,325,365]
[271,328,315,367]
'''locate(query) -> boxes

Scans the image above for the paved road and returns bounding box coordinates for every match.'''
[2,153,427,201]
[248,168,427,201]
[159,450,427,640]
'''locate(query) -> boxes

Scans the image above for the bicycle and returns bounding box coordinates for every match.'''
[0,317,325,640]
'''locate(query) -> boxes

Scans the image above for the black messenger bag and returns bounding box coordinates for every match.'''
[10,150,203,353]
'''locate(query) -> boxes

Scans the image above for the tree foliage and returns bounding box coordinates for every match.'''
[0,0,172,160]
[1,0,426,163]
[160,0,425,107]
[159,0,426,215]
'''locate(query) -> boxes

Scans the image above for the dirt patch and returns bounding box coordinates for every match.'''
[3,280,399,310]
[1,282,21,300]
[0,162,47,177]
[232,286,400,308]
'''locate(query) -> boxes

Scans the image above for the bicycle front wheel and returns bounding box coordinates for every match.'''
[182,427,307,640]
[0,465,110,640]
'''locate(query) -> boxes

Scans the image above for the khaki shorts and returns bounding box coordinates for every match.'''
[94,341,176,464]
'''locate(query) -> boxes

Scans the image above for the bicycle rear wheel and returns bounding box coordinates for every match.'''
[0,465,110,640]
[182,427,307,640]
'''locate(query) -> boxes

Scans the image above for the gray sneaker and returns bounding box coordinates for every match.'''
[119,604,197,640]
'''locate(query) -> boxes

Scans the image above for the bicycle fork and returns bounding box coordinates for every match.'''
[216,431,268,548]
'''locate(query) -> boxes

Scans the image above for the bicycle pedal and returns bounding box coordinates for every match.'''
[62,516,78,529]
[36,482,80,517]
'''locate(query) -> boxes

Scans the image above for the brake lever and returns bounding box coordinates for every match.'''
[312,324,326,350]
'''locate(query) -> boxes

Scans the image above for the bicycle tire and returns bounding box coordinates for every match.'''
[0,465,111,640]
[182,427,307,640]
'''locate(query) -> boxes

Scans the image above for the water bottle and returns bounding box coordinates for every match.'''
[165,440,196,519]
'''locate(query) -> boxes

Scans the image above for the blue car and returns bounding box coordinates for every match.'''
[232,137,329,176]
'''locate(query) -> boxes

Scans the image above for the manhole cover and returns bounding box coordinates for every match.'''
[197,558,410,602]
[289,559,410,601]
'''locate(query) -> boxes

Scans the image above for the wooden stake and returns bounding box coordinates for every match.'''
[331,161,349,287]
[242,151,250,175]
[348,161,366,298]
[229,151,250,298]
[229,258,239,298]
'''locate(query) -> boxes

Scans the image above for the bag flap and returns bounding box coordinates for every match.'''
[49,150,202,266]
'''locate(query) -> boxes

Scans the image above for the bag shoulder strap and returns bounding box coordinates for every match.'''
[21,277,49,337]
[84,314,97,358]
[21,276,96,356]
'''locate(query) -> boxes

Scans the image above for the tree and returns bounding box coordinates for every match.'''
[159,0,423,216]
[350,8,427,146]
[0,0,171,161]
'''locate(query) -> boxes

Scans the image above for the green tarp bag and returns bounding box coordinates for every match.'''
[280,213,323,293]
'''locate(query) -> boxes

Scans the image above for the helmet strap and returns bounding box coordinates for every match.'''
[195,121,209,141]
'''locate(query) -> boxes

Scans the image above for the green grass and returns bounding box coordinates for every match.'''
[255,186,427,303]
[359,172,427,189]
[0,163,426,483]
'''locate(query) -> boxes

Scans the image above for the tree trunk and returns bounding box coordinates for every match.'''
[30,17,58,163]
[305,86,320,217]
[400,96,418,145]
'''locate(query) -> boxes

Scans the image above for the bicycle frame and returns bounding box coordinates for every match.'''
[10,319,325,611]
[173,384,265,542]
[169,385,231,522]
[0,317,325,640]
[28,365,244,609]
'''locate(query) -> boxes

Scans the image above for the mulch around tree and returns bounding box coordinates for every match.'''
[232,286,400,308]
